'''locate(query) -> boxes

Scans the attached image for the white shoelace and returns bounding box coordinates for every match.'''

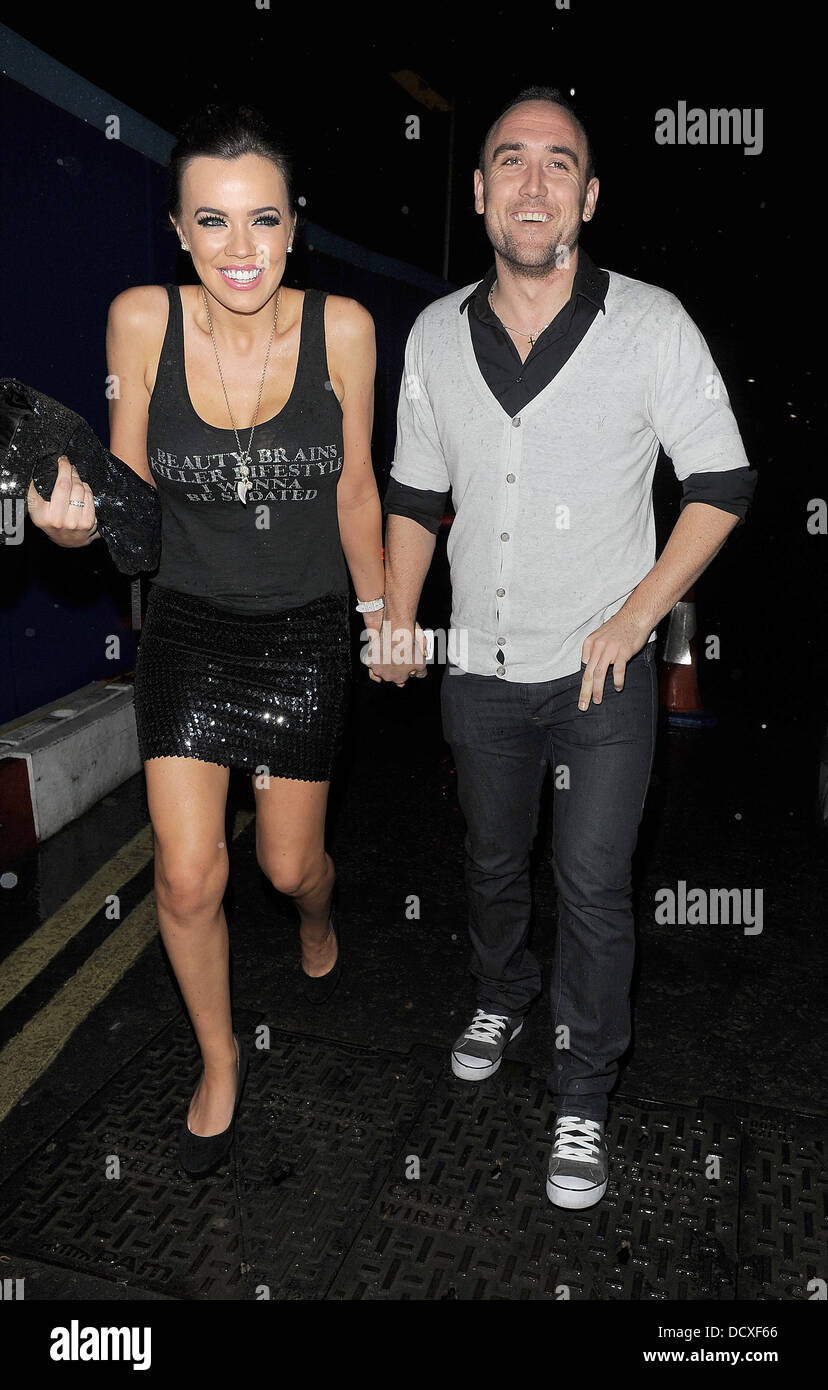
[462,1009,511,1045]
[553,1116,602,1159]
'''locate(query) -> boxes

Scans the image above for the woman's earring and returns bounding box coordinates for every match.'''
[287,244,293,253]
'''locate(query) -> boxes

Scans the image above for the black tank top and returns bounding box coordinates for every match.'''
[146,285,348,612]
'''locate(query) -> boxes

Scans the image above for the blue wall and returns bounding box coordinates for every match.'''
[0,43,451,724]
[0,73,177,722]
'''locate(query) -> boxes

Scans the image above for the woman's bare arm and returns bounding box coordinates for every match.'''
[106,284,168,485]
[326,296,385,617]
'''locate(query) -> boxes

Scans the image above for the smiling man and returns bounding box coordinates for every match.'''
[374,86,757,1208]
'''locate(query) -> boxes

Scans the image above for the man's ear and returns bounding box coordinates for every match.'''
[582,177,599,222]
[473,168,485,215]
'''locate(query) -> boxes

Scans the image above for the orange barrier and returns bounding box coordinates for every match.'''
[658,585,716,728]
[0,756,37,860]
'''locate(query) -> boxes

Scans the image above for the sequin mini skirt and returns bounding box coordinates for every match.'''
[133,584,351,779]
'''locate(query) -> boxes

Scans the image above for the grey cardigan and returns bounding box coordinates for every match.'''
[389,267,752,682]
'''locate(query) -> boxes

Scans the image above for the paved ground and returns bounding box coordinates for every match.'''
[1,532,826,1303]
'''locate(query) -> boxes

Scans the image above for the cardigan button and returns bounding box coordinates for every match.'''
[496,588,505,597]
[512,416,521,427]
[500,532,510,541]
[506,473,515,483]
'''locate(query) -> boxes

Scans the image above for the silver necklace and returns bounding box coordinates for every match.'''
[201,285,280,505]
[488,283,553,347]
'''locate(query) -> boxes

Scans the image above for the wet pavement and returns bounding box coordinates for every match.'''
[0,542,826,1306]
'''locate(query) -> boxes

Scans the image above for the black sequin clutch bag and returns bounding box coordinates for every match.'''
[0,377,161,575]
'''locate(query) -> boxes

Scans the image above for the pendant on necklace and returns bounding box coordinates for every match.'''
[235,452,252,505]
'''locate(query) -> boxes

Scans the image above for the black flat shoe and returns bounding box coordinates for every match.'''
[301,907,343,1004]
[178,1034,248,1176]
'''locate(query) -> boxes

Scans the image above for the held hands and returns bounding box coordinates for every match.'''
[364,606,650,698]
[26,456,100,547]
[578,607,651,710]
[363,615,429,686]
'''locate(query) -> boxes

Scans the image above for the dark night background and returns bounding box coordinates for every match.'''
[2,0,823,723]
[0,1,826,1317]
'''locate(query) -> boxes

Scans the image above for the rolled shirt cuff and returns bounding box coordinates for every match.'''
[679,465,757,525]
[383,477,448,535]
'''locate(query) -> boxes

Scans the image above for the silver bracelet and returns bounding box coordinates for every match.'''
[355,594,385,613]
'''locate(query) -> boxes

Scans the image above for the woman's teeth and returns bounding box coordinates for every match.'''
[220,268,262,282]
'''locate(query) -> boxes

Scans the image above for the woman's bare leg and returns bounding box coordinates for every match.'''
[252,776,337,976]
[145,755,238,1136]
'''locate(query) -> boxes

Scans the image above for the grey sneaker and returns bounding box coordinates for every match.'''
[451,1008,524,1081]
[546,1115,608,1209]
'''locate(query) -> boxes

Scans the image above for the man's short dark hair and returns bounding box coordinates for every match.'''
[477,85,595,184]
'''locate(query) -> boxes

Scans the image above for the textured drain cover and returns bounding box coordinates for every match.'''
[0,1019,250,1299]
[0,1016,435,1301]
[0,1026,823,1300]
[707,1097,827,1302]
[327,1074,742,1300]
[234,1030,437,1299]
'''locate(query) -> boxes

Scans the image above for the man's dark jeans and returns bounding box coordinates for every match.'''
[440,641,658,1124]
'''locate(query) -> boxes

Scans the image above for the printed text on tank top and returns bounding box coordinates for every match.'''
[148,287,343,507]
[144,284,348,610]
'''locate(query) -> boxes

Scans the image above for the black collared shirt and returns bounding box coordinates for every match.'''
[458,246,610,417]
[384,246,757,532]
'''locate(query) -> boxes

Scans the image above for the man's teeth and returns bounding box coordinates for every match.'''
[514,212,550,222]
[221,268,261,281]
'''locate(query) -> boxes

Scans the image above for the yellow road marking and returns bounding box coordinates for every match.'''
[0,809,254,1123]
[0,826,154,1012]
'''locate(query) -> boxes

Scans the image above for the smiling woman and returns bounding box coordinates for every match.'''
[27,102,386,1176]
